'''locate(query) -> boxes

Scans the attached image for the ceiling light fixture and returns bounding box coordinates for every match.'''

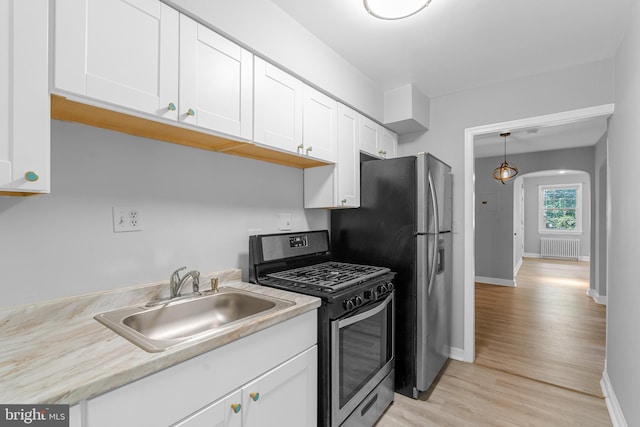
[492,132,518,185]
[363,0,432,20]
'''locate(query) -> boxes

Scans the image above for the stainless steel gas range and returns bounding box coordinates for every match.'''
[249,230,395,427]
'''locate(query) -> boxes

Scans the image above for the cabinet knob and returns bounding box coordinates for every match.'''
[167,102,176,111]
[231,403,242,413]
[250,392,260,401]
[186,108,196,116]
[297,143,304,150]
[341,198,347,205]
[24,171,39,182]
[306,146,313,153]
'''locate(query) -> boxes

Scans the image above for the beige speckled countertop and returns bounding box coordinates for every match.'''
[0,269,320,405]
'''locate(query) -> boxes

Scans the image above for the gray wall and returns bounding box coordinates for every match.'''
[594,132,607,297]
[606,1,640,423]
[475,146,595,283]
[398,59,613,350]
[0,121,328,308]
[523,173,591,258]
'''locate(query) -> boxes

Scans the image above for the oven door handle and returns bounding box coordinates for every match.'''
[338,294,393,328]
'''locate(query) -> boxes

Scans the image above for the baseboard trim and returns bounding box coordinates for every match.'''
[523,252,590,262]
[514,257,523,276]
[587,288,608,305]
[601,369,628,427]
[475,276,515,287]
[449,346,465,362]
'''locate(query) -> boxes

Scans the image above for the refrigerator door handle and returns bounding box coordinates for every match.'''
[427,172,439,297]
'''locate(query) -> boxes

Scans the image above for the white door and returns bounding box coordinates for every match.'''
[359,115,380,157]
[54,0,179,121]
[336,104,360,207]
[179,15,253,139]
[0,0,49,194]
[254,57,304,153]
[303,86,337,162]
[242,348,317,427]
[380,128,397,159]
[173,390,242,427]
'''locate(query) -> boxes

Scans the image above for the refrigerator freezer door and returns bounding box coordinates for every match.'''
[427,154,452,233]
[417,153,452,234]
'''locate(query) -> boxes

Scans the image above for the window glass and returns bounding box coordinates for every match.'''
[539,184,582,233]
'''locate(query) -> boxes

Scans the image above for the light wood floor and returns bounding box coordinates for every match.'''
[377,257,609,426]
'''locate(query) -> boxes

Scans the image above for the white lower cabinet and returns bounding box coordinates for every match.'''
[83,310,317,427]
[174,390,242,427]
[241,348,317,427]
[176,348,316,427]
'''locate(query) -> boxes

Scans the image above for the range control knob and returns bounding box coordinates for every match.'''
[354,296,363,307]
[386,282,394,292]
[343,299,355,311]
[377,284,388,295]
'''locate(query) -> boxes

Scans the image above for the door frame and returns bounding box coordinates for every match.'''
[462,103,615,362]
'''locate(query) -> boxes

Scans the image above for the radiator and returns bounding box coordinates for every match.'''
[540,237,580,260]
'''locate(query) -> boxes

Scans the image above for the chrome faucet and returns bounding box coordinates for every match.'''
[169,266,200,298]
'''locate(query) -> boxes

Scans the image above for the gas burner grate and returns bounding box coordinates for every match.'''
[266,261,390,290]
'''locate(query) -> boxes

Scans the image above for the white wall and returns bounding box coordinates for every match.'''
[523,173,591,258]
[398,59,614,350]
[164,0,384,121]
[606,0,640,423]
[0,121,328,308]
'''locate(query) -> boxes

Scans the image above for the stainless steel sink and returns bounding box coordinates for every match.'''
[95,287,294,352]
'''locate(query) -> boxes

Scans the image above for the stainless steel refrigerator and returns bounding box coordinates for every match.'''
[331,152,452,399]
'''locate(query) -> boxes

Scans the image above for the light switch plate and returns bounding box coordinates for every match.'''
[113,207,143,233]
[278,213,292,231]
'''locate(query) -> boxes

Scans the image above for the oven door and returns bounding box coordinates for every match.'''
[331,292,394,426]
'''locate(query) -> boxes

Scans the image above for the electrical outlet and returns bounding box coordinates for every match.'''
[113,207,143,233]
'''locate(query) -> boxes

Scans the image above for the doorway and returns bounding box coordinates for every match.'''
[462,103,614,362]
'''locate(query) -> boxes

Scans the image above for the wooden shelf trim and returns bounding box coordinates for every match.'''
[50,95,330,169]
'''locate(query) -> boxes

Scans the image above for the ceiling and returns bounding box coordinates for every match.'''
[269,0,633,155]
[473,116,609,158]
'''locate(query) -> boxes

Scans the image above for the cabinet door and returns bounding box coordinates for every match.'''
[0,0,49,194]
[380,128,397,159]
[253,57,304,153]
[54,0,179,121]
[303,86,337,162]
[336,104,360,207]
[359,115,380,158]
[179,15,253,140]
[173,390,242,427]
[242,347,317,427]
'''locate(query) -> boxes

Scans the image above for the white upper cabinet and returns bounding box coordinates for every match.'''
[254,57,337,163]
[359,115,397,159]
[304,103,359,208]
[254,56,304,154]
[380,127,398,158]
[359,115,380,158]
[0,0,50,195]
[179,15,253,140]
[302,86,337,163]
[54,0,180,121]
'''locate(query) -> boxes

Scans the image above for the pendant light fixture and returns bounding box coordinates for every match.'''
[363,0,432,20]
[492,132,518,185]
